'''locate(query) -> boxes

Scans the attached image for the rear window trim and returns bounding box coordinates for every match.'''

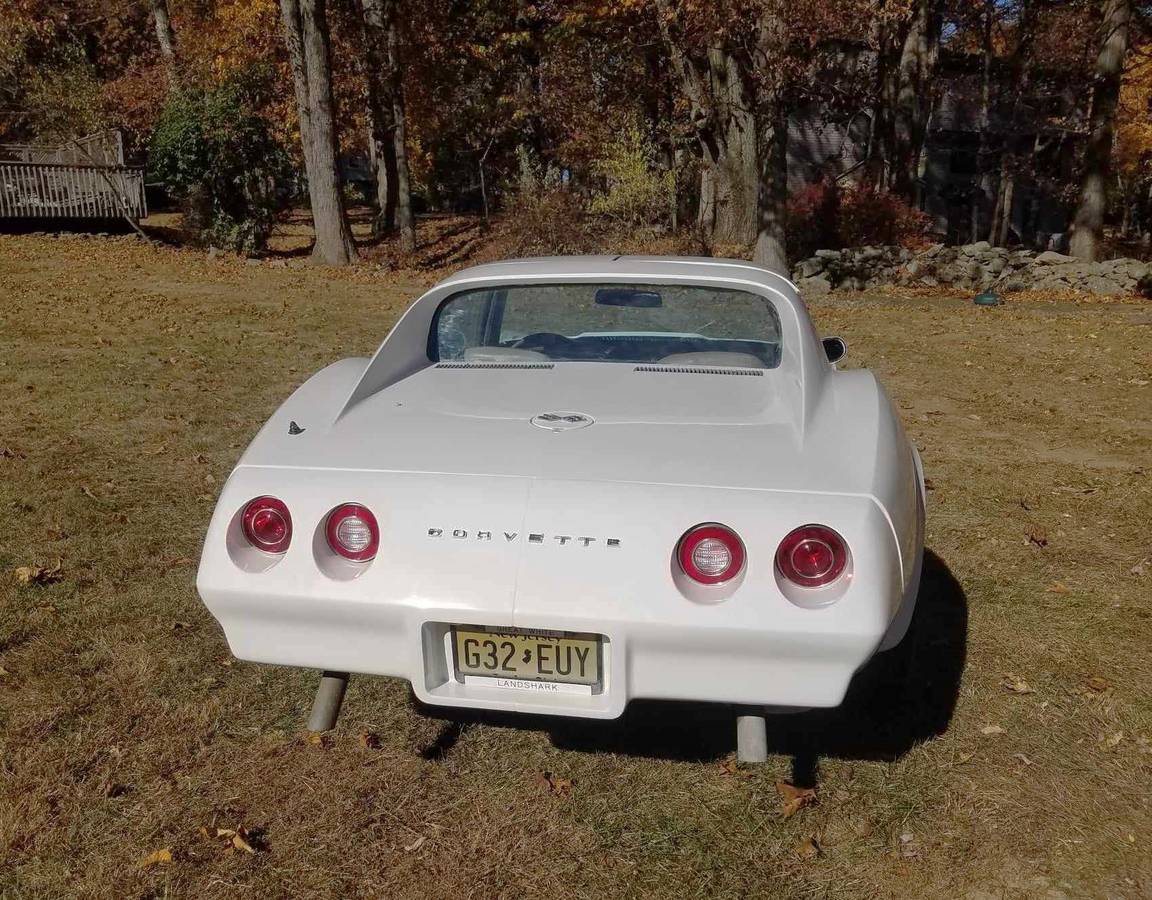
[426,281,782,367]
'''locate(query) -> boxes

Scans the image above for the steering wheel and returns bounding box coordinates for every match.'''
[513,332,577,354]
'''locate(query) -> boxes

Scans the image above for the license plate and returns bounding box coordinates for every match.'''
[452,626,601,687]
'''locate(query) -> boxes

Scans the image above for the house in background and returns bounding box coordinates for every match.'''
[785,49,1087,249]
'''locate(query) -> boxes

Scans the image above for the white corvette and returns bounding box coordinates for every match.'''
[197,256,925,748]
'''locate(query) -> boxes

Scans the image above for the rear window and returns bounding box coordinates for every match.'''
[430,282,782,367]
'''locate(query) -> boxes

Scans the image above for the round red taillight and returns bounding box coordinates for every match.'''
[776,525,849,587]
[676,523,745,585]
[241,496,292,554]
[326,503,379,561]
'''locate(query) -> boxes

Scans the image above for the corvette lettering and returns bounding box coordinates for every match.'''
[428,527,620,547]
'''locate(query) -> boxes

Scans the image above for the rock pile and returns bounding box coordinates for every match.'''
[791,242,1152,297]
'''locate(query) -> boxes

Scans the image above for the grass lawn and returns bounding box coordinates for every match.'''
[1,232,1149,898]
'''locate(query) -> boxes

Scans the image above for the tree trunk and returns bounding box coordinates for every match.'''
[753,101,789,271]
[1070,0,1132,261]
[366,116,397,235]
[654,1,757,246]
[890,0,939,201]
[388,9,416,252]
[753,10,789,271]
[279,0,357,265]
[513,0,545,165]
[694,49,757,245]
[867,18,898,190]
[359,0,398,236]
[974,0,995,243]
[988,0,1035,246]
[149,0,178,85]
[280,0,317,177]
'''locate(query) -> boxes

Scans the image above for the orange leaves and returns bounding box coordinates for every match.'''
[137,847,173,869]
[776,781,817,818]
[536,771,575,798]
[1001,674,1035,695]
[14,560,63,586]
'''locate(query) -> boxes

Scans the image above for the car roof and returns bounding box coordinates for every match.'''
[435,255,798,295]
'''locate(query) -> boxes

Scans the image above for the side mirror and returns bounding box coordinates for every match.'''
[822,336,847,364]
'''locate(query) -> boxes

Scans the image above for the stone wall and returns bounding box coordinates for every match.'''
[791,243,1152,297]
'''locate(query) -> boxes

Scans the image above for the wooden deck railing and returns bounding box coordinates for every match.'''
[0,161,147,220]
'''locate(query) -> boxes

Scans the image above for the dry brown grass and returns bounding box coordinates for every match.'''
[0,231,1150,899]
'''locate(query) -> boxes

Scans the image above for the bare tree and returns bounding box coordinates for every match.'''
[868,0,940,200]
[988,0,1037,246]
[388,10,416,252]
[890,0,940,201]
[1070,0,1132,261]
[359,0,398,236]
[149,0,178,85]
[753,9,789,272]
[360,0,415,250]
[655,1,758,245]
[280,0,358,265]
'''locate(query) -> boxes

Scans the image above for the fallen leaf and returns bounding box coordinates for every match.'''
[1027,528,1048,548]
[1106,731,1125,748]
[359,731,382,750]
[1046,581,1070,593]
[1131,558,1148,577]
[1019,498,1032,511]
[956,750,976,764]
[213,825,268,853]
[304,731,330,747]
[718,758,753,778]
[404,835,426,852]
[923,477,936,491]
[536,771,574,798]
[1002,675,1035,695]
[14,561,63,586]
[1085,676,1109,693]
[980,724,1006,736]
[776,781,817,818]
[1013,753,1033,766]
[103,781,129,798]
[137,848,172,869]
[794,836,821,860]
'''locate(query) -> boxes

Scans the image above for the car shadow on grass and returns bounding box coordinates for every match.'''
[413,551,966,777]
[549,549,968,775]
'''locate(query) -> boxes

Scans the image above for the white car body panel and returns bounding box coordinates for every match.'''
[197,256,925,719]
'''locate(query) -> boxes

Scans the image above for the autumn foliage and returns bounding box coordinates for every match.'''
[0,0,1148,262]
[788,181,931,259]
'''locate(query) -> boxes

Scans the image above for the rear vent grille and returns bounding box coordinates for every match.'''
[633,365,764,376]
[436,362,555,370]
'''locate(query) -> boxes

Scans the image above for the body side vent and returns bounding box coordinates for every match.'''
[633,365,765,376]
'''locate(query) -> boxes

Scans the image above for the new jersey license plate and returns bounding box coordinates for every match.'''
[451,626,601,687]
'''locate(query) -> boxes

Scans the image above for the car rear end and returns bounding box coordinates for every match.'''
[198,465,906,720]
